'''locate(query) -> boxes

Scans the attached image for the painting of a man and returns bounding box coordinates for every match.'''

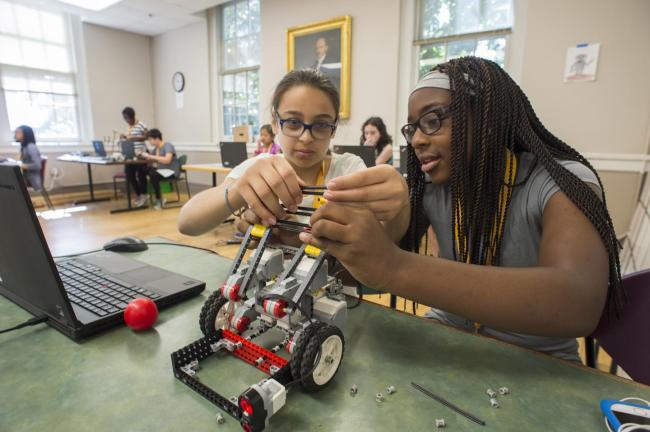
[295,29,342,91]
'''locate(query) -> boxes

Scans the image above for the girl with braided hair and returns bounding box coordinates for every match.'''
[299,57,621,361]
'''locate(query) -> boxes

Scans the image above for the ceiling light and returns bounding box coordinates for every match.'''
[58,0,123,11]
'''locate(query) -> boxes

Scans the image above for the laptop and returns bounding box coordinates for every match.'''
[0,164,205,340]
[93,140,107,157]
[332,145,376,168]
[219,141,248,168]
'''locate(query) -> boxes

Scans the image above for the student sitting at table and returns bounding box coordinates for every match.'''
[178,69,369,241]
[141,128,180,210]
[360,116,394,165]
[15,125,43,191]
[254,124,281,155]
[299,57,622,362]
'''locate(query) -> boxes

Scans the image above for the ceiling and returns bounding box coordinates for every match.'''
[23,0,231,36]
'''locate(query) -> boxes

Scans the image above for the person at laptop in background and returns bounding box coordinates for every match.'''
[254,124,281,155]
[141,128,180,210]
[120,106,149,207]
[360,116,394,165]
[15,125,43,191]
[178,69,402,245]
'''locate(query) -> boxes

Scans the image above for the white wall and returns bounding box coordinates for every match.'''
[151,15,213,145]
[515,0,650,233]
[83,23,155,145]
[518,0,650,156]
[40,23,156,187]
[259,0,402,147]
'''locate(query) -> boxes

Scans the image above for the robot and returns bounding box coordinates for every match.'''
[172,192,348,432]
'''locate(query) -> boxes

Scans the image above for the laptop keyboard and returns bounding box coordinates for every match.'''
[57,260,160,317]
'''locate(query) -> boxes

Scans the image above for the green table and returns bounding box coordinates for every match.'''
[1,242,649,432]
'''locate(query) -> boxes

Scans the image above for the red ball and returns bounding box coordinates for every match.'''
[124,297,158,330]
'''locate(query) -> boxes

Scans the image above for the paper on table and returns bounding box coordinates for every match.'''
[157,168,175,178]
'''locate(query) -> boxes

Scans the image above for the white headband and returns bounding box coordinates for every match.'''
[410,70,451,96]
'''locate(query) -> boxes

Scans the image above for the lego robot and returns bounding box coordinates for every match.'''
[172,198,348,432]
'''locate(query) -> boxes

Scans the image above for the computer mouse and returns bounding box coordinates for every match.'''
[103,236,149,253]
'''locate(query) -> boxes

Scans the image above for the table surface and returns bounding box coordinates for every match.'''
[1,239,649,432]
[182,162,232,173]
[57,154,146,165]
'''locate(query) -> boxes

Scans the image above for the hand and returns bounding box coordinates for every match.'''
[230,155,304,226]
[119,133,127,140]
[323,164,409,221]
[236,209,301,249]
[140,152,152,160]
[299,203,403,291]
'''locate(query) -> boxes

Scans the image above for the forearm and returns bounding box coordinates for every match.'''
[178,179,241,235]
[375,145,393,165]
[388,249,605,337]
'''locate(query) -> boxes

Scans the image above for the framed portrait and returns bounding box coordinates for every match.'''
[286,16,352,119]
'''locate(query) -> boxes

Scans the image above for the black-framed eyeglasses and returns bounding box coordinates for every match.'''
[277,116,337,140]
[401,105,453,144]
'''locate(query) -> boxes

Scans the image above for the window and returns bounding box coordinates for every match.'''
[0,1,80,144]
[221,0,260,138]
[416,0,512,77]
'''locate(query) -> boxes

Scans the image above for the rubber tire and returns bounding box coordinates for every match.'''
[299,324,345,392]
[289,322,323,382]
[199,291,229,336]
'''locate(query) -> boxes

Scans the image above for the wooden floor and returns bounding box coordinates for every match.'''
[35,190,617,374]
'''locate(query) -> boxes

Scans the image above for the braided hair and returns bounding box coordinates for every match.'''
[399,57,623,316]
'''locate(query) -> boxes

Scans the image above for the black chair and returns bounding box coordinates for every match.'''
[148,154,191,206]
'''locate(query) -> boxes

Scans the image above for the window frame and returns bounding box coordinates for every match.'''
[413,0,513,79]
[0,2,82,146]
[219,0,260,141]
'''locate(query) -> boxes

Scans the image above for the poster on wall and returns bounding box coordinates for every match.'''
[286,16,352,118]
[564,43,600,82]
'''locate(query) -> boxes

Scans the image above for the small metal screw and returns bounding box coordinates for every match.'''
[435,418,446,428]
[349,384,358,396]
[486,388,496,398]
[376,392,384,403]
[499,386,510,395]
[490,398,499,408]
[386,385,396,395]
[216,413,225,424]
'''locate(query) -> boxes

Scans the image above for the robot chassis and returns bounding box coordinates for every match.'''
[171,190,348,432]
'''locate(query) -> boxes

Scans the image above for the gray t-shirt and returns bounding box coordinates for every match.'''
[423,152,600,361]
[152,142,180,177]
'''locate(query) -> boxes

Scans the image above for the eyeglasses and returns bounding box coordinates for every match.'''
[277,116,337,140]
[401,105,453,144]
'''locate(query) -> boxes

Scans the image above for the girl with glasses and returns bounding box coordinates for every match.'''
[178,69,369,242]
[300,57,622,361]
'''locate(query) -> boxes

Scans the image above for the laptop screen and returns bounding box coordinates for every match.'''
[0,164,76,327]
[93,140,106,157]
[219,141,248,168]
[332,145,376,168]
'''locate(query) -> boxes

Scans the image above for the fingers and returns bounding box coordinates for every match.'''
[310,219,351,244]
[298,232,344,257]
[326,165,393,191]
[272,157,303,205]
[310,203,352,226]
[237,183,276,226]
[324,182,396,203]
[259,167,299,212]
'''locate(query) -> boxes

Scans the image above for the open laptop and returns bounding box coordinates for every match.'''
[219,141,248,168]
[332,145,376,168]
[0,164,205,340]
[93,140,107,157]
